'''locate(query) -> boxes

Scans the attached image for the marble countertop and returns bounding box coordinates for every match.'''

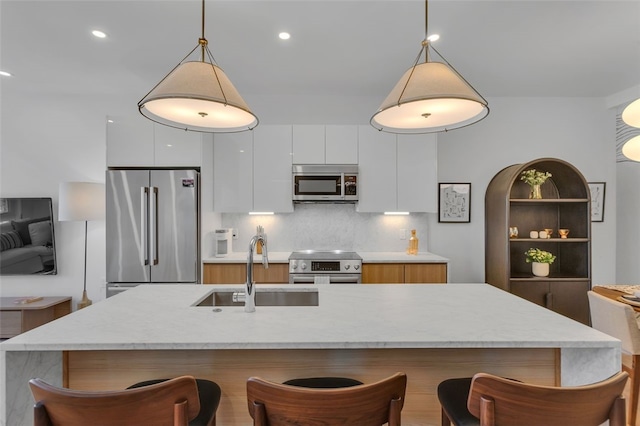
[0,284,616,352]
[203,251,449,263]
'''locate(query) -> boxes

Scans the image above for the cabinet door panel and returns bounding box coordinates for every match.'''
[253,125,293,212]
[362,264,404,284]
[213,132,253,212]
[404,264,447,283]
[510,281,550,308]
[203,264,245,284]
[292,125,325,164]
[549,281,590,324]
[357,126,397,212]
[253,264,289,283]
[106,115,154,167]
[154,125,202,167]
[326,125,358,164]
[397,134,437,213]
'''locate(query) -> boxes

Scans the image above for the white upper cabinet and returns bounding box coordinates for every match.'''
[153,125,203,167]
[253,125,293,213]
[325,125,358,164]
[396,134,437,213]
[292,125,325,164]
[107,115,202,167]
[357,126,397,212]
[213,132,254,212]
[292,125,358,164]
[213,126,293,213]
[357,126,437,213]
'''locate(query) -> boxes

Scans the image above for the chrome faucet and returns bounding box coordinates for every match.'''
[245,233,268,312]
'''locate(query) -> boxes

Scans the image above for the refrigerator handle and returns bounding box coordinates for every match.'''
[150,186,159,265]
[141,186,149,266]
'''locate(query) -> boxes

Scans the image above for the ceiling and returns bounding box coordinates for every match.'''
[1,0,639,107]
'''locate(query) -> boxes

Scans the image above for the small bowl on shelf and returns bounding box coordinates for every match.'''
[558,229,570,239]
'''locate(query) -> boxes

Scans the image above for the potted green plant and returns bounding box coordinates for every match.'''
[524,248,556,277]
[520,169,552,199]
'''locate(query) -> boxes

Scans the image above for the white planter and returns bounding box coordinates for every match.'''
[532,262,550,277]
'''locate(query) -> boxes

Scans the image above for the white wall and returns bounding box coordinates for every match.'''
[616,162,640,283]
[0,92,622,304]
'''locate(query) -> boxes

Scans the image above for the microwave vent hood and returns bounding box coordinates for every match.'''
[292,164,358,203]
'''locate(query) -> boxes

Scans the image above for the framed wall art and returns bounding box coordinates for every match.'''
[438,183,471,223]
[588,182,606,222]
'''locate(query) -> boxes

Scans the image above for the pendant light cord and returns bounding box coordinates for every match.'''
[199,0,207,61]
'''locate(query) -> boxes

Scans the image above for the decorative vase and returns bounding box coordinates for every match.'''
[529,184,542,199]
[532,262,549,277]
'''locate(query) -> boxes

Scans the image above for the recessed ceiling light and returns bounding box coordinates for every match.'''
[0,71,12,77]
[92,30,107,39]
[278,32,291,40]
[427,34,440,42]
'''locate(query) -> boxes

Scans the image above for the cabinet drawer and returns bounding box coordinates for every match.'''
[404,264,447,283]
[204,263,289,284]
[362,264,404,284]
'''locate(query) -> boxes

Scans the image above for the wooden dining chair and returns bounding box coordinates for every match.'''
[438,371,628,426]
[247,372,407,426]
[589,290,640,426]
[29,375,215,426]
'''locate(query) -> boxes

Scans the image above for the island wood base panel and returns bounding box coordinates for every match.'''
[66,348,557,425]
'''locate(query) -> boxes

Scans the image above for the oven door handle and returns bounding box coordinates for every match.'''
[289,274,361,284]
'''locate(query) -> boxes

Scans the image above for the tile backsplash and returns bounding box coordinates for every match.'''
[220,203,431,253]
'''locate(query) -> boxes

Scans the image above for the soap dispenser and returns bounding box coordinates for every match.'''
[407,229,419,255]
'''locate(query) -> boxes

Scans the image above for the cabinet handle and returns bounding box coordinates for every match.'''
[545,292,553,309]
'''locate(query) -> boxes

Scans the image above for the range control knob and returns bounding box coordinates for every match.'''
[354,264,360,270]
[290,261,297,270]
[345,264,351,270]
[300,262,307,270]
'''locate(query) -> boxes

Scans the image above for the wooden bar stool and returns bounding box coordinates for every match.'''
[29,375,219,426]
[247,372,407,425]
[437,372,628,426]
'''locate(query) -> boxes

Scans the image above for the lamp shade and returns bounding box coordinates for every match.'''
[58,182,105,222]
[371,61,489,133]
[622,98,640,128]
[139,61,258,133]
[622,135,640,162]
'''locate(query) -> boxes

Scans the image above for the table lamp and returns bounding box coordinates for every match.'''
[58,182,105,310]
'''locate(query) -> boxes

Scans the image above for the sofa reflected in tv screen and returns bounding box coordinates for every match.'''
[0,198,57,275]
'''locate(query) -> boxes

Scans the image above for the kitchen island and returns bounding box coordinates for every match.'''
[1,284,619,425]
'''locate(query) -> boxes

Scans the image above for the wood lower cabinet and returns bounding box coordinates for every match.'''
[203,263,289,284]
[362,263,447,284]
[485,158,591,324]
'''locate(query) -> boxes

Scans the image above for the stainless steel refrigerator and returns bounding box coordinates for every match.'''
[106,169,200,296]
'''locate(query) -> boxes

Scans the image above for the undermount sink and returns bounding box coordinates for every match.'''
[195,289,319,307]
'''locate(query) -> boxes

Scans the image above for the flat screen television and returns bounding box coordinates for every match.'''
[0,197,57,275]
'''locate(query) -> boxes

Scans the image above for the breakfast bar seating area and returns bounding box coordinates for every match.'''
[1,284,622,425]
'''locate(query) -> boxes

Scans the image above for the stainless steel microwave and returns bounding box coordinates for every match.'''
[292,165,358,202]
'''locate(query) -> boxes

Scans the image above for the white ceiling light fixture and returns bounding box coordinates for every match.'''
[371,0,489,134]
[91,30,107,38]
[622,98,640,129]
[622,135,640,162]
[0,71,12,77]
[138,0,258,133]
[278,32,291,40]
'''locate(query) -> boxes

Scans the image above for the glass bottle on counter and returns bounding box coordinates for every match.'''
[407,229,419,255]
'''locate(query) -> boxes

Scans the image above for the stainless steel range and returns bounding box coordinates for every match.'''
[288,250,362,284]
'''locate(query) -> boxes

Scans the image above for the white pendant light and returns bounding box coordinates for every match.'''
[371,1,488,134]
[138,0,258,133]
[622,98,640,129]
[622,135,640,162]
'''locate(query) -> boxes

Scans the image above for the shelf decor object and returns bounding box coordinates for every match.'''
[485,158,592,324]
[370,0,488,134]
[58,182,105,310]
[525,248,556,277]
[138,0,258,133]
[588,182,606,222]
[438,183,471,223]
[520,169,552,199]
